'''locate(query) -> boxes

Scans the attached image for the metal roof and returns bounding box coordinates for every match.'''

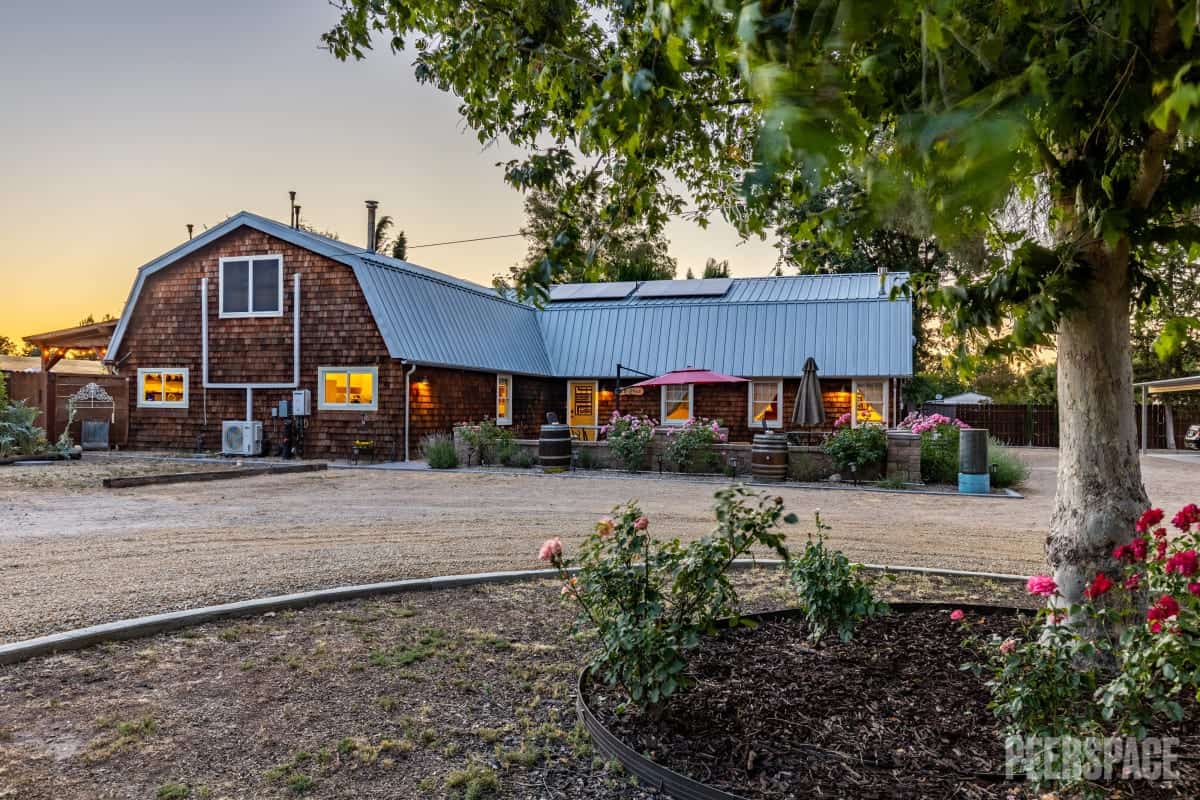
[107,213,912,380]
[107,212,553,376]
[538,273,913,378]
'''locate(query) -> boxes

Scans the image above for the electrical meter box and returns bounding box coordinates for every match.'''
[292,389,312,417]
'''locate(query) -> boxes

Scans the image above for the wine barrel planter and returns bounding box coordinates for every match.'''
[538,423,572,473]
[575,602,1022,800]
[751,432,788,482]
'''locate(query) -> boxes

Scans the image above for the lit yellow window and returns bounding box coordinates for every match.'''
[138,369,188,408]
[750,381,782,428]
[852,380,886,426]
[496,375,512,425]
[662,384,692,424]
[319,367,379,411]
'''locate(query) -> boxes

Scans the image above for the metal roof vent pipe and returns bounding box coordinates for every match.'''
[366,200,379,252]
[289,191,298,228]
[877,266,889,295]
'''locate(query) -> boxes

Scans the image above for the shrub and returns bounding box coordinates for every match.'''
[965,504,1200,790]
[789,511,888,643]
[664,417,725,473]
[508,448,536,469]
[459,419,515,465]
[543,485,794,708]
[421,434,458,469]
[601,411,656,472]
[988,438,1029,488]
[821,424,886,473]
[919,423,960,484]
[575,446,602,470]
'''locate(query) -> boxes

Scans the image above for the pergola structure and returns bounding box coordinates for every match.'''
[1134,374,1200,450]
[23,320,117,372]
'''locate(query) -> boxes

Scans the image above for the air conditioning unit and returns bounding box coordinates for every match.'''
[221,421,263,456]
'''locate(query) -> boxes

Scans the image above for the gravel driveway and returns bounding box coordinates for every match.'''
[0,450,1195,643]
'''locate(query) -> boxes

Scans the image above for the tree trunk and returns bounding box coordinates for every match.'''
[1048,248,1149,606]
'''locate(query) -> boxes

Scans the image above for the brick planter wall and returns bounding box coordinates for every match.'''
[886,430,922,482]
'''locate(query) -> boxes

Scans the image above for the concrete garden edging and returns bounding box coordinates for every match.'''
[0,562,1029,667]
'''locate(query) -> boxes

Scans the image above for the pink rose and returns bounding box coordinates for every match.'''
[949,609,965,621]
[633,516,649,531]
[1124,572,1142,591]
[538,537,563,562]
[1130,538,1149,560]
[1025,575,1058,597]
[560,576,579,597]
[999,638,1017,655]
[596,517,615,537]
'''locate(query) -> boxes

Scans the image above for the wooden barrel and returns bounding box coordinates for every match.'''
[751,432,788,482]
[539,424,572,473]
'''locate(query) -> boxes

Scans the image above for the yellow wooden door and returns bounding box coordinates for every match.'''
[567,381,598,441]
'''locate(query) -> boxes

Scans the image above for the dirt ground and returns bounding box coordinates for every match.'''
[0,572,1034,800]
[0,450,1195,643]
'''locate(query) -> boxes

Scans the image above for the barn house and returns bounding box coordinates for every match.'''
[104,211,913,458]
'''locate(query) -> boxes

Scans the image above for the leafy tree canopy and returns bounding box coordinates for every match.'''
[496,184,677,289]
[326,0,1200,351]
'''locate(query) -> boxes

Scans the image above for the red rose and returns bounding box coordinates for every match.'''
[1137,508,1164,533]
[1124,573,1142,591]
[1083,573,1114,600]
[1130,538,1149,560]
[1188,582,1200,597]
[1147,595,1181,623]
[1171,503,1200,532]
[1166,550,1199,577]
[1156,539,1169,561]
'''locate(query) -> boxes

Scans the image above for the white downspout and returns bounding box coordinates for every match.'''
[404,361,417,461]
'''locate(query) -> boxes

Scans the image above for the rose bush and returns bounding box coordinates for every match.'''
[788,510,888,643]
[965,503,1200,789]
[663,417,725,473]
[821,423,886,475]
[600,411,657,472]
[541,486,794,707]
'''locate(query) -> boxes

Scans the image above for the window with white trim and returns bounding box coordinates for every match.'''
[748,380,784,429]
[318,366,379,411]
[137,368,189,408]
[661,384,693,425]
[219,255,283,318]
[851,379,888,427]
[496,374,513,425]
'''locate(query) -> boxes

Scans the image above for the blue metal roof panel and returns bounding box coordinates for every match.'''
[353,258,553,376]
[538,296,912,378]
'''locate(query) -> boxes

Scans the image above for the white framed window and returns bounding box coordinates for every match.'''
[137,368,189,408]
[496,374,513,425]
[851,379,888,427]
[219,255,284,318]
[318,366,379,411]
[748,380,784,429]
[661,384,693,425]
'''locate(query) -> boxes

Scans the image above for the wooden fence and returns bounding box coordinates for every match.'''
[922,403,1059,447]
[923,401,1200,450]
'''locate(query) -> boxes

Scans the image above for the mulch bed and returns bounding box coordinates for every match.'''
[593,607,1200,799]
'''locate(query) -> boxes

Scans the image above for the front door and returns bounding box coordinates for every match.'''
[567,380,599,441]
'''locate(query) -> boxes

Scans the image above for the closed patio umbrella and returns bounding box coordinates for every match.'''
[791,357,824,426]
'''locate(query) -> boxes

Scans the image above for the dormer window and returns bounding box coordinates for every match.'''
[219,255,283,318]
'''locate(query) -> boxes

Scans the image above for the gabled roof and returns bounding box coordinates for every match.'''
[538,274,913,378]
[106,211,553,376]
[107,211,914,380]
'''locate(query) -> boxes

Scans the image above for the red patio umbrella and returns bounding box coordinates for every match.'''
[627,368,749,388]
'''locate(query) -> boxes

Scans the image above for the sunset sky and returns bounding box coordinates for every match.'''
[0,1,777,345]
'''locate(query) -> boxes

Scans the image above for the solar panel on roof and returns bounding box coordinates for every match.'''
[633,278,733,299]
[548,282,638,301]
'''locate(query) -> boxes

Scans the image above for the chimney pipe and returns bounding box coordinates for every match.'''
[294,205,301,229]
[365,200,379,252]
[186,224,194,240]
[289,191,297,228]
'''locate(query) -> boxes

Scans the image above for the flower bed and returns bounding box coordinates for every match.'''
[582,605,1198,799]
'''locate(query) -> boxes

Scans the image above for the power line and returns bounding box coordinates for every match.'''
[407,232,524,249]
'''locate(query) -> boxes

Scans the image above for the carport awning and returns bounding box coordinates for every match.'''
[1135,375,1200,395]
